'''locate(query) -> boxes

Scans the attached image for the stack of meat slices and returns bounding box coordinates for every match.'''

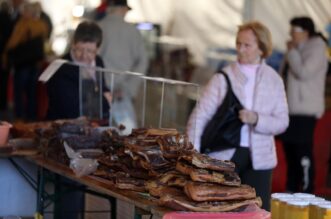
[148,152,262,212]
[176,153,240,186]
[91,128,261,212]
[93,129,195,192]
[145,171,189,197]
[156,134,195,160]
[38,118,105,165]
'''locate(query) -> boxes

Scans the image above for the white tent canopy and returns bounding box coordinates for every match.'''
[41,0,331,64]
[127,0,331,64]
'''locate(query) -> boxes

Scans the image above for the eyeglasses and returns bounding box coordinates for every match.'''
[72,46,97,57]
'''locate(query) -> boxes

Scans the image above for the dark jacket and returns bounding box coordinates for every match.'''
[46,53,110,120]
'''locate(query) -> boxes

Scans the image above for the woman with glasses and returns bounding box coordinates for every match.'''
[46,20,111,121]
[45,20,112,219]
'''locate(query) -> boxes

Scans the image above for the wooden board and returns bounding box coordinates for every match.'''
[26,156,168,215]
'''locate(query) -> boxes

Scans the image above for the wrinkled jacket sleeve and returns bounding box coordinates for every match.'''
[254,75,289,135]
[186,74,226,151]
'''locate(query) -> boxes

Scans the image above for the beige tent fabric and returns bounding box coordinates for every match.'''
[127,0,243,65]
[127,0,331,65]
[39,0,331,64]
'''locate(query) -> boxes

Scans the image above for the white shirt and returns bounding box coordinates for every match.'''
[238,63,258,147]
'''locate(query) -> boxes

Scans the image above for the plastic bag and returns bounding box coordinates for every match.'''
[69,157,98,177]
[111,96,137,135]
[63,141,98,177]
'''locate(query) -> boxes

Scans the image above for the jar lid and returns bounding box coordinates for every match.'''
[287,200,310,206]
[310,200,330,206]
[271,193,293,199]
[318,204,331,209]
[293,193,316,198]
[278,197,302,202]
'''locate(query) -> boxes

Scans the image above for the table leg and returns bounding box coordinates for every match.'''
[35,166,45,219]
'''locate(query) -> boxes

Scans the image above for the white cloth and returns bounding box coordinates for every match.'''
[238,63,258,147]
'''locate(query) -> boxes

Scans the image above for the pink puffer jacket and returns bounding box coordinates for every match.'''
[186,60,289,170]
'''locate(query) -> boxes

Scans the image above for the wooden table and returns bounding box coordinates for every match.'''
[19,154,170,219]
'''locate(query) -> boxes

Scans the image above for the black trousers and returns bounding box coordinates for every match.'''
[0,66,10,110]
[281,115,316,193]
[231,147,273,211]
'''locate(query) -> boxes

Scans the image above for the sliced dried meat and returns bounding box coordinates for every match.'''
[157,171,189,187]
[145,181,183,197]
[180,153,235,172]
[189,168,241,187]
[176,160,196,175]
[184,181,256,202]
[115,176,146,192]
[159,193,262,212]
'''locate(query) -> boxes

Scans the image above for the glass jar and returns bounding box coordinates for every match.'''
[271,193,293,219]
[286,200,309,219]
[318,204,331,219]
[277,196,301,219]
[309,200,330,219]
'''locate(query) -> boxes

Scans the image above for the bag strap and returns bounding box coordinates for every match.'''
[218,70,233,91]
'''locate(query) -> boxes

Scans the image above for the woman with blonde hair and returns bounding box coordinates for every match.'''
[187,21,289,210]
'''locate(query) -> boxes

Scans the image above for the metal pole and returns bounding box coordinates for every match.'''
[36,167,45,218]
[109,73,115,127]
[159,82,165,128]
[142,79,146,127]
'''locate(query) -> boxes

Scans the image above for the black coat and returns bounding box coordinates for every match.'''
[46,53,110,120]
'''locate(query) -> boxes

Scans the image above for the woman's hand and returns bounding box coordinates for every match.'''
[286,40,297,51]
[239,109,258,126]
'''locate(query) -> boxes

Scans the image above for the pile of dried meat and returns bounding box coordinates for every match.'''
[93,127,262,212]
[33,119,261,212]
[151,153,262,211]
[37,118,106,164]
[94,128,194,192]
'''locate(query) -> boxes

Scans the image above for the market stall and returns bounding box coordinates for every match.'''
[0,119,269,219]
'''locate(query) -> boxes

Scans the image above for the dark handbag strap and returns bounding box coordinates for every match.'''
[200,70,243,153]
[218,70,233,93]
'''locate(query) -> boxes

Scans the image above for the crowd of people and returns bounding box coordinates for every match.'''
[0,0,51,121]
[0,0,330,216]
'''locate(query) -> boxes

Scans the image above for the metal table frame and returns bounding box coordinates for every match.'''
[8,157,117,219]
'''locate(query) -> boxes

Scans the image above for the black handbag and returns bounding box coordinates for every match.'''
[200,70,244,153]
[8,35,44,68]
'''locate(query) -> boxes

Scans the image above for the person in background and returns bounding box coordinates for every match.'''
[34,1,53,39]
[46,20,111,219]
[0,0,13,111]
[3,1,48,121]
[98,0,148,133]
[280,16,328,193]
[46,20,111,121]
[186,21,289,210]
[10,0,24,20]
